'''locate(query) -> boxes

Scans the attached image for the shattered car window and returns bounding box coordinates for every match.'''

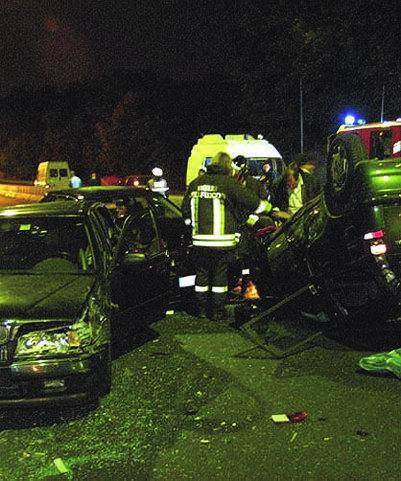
[0,217,94,273]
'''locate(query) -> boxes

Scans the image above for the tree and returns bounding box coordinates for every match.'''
[1,132,41,179]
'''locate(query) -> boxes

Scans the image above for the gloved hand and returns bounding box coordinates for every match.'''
[255,199,272,214]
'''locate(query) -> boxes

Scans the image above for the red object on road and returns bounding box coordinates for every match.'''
[288,411,308,423]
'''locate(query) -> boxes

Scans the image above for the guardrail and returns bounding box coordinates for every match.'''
[0,181,45,202]
[0,181,185,206]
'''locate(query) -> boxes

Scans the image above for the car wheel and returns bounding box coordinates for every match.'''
[324,134,366,216]
[97,344,112,396]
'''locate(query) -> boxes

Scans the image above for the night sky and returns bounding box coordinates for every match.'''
[1,0,253,94]
[2,0,401,150]
[2,1,401,93]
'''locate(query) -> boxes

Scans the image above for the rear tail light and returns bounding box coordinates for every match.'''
[364,230,387,256]
[364,230,384,240]
[370,243,387,255]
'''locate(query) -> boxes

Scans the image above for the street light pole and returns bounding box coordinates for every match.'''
[300,78,304,153]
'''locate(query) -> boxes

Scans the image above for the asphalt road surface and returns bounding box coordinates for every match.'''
[0,195,401,480]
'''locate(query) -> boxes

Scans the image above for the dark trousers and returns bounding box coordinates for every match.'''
[193,247,234,316]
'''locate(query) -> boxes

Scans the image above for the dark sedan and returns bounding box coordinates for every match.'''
[0,201,170,406]
[257,131,401,325]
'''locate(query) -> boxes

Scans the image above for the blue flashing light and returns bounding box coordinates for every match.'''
[344,115,355,126]
[357,118,366,125]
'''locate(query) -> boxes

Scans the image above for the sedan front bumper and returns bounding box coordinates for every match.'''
[0,354,103,407]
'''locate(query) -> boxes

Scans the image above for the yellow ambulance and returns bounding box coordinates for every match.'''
[186,133,283,186]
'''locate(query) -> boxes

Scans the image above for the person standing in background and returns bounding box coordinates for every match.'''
[88,172,100,186]
[69,171,83,188]
[232,155,267,200]
[271,161,320,217]
[148,167,169,198]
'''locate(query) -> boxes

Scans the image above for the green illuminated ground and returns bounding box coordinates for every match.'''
[0,312,400,480]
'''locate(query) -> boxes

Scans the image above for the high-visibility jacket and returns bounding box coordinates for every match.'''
[182,165,271,248]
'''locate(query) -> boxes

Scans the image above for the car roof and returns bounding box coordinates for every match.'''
[0,200,91,218]
[337,121,401,133]
[126,174,150,178]
[46,186,150,200]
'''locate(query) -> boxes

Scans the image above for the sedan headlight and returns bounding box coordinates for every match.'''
[15,323,91,358]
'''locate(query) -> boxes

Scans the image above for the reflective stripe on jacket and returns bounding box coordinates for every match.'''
[182,165,265,249]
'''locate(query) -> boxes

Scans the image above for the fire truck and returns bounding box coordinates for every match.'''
[336,120,401,160]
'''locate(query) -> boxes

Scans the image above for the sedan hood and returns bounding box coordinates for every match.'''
[0,274,96,319]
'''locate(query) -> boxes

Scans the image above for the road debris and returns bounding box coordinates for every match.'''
[53,458,70,475]
[271,414,290,423]
[271,411,308,424]
[288,411,308,423]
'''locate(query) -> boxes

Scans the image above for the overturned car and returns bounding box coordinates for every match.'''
[256,122,401,324]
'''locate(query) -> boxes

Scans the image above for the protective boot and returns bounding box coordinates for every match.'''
[195,291,208,319]
[210,291,228,321]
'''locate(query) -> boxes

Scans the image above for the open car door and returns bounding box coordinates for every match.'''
[110,210,170,311]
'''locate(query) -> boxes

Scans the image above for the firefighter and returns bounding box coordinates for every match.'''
[182,151,272,321]
[232,156,273,299]
[148,167,169,198]
[232,155,267,199]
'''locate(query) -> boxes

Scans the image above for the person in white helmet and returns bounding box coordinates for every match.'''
[148,167,169,198]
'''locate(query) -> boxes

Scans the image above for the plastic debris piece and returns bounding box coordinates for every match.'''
[271,414,290,423]
[54,458,69,474]
[288,411,308,423]
[200,439,210,444]
[290,432,298,442]
[166,310,175,315]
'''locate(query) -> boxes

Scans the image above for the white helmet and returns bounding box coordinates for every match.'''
[152,167,163,177]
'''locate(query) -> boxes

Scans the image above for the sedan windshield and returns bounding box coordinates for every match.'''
[0,217,94,273]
